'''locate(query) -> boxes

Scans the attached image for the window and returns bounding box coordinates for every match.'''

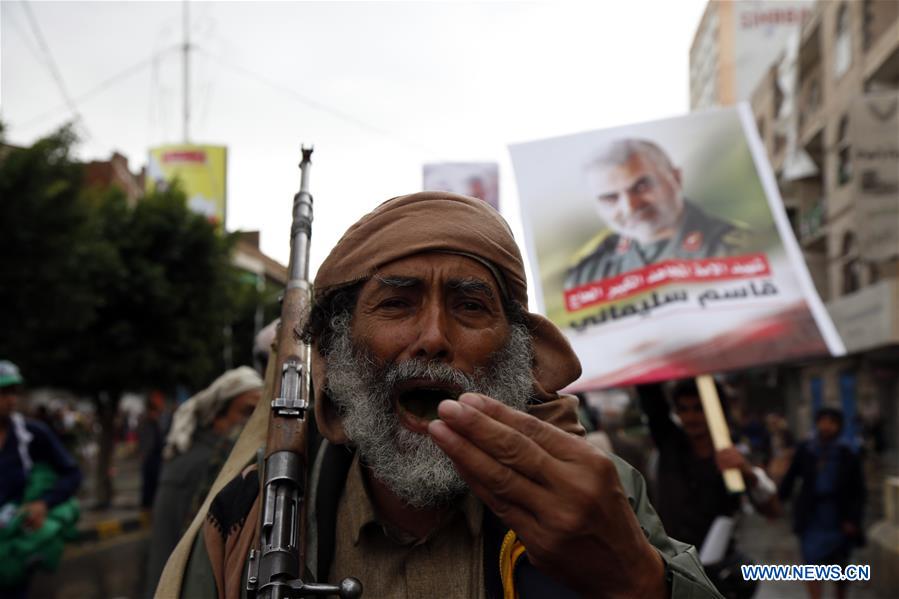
[786,206,800,238]
[774,134,787,156]
[801,77,822,128]
[862,0,874,50]
[837,114,852,186]
[840,231,860,294]
[808,78,821,111]
[834,4,852,79]
[869,263,880,285]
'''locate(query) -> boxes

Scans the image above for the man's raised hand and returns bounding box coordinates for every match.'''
[428,393,666,599]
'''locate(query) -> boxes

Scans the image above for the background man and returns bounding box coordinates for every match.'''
[0,360,82,598]
[144,366,262,598]
[640,381,779,599]
[779,408,866,599]
[565,139,748,288]
[168,192,722,599]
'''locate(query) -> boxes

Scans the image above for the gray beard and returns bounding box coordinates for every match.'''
[324,312,534,508]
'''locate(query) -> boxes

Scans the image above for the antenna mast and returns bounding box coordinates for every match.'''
[182,0,191,142]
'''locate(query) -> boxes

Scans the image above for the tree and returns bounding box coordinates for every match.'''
[226,270,282,370]
[0,126,117,387]
[1,126,238,506]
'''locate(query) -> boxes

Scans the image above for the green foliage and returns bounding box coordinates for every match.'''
[227,269,282,368]
[0,126,239,396]
[0,126,117,388]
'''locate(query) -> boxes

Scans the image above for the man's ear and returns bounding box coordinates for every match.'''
[672,167,683,187]
[314,388,349,445]
[311,344,349,445]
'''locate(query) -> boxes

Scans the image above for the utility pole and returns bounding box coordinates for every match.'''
[182,0,191,143]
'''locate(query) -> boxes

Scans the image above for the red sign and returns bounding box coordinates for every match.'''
[740,8,810,29]
[162,151,207,163]
[563,253,772,312]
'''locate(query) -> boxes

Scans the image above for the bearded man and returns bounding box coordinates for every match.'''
[158,192,722,599]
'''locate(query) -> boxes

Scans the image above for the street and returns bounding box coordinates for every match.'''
[30,531,149,599]
[26,503,891,599]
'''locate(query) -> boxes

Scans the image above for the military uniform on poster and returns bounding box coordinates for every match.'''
[565,201,750,289]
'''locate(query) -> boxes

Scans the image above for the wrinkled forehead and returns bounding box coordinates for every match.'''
[364,252,506,300]
[588,152,659,182]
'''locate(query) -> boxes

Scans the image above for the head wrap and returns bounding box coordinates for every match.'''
[311,191,582,443]
[163,366,263,459]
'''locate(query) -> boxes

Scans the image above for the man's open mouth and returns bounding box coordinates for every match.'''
[394,381,463,423]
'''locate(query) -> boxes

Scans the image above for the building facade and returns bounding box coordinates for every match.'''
[749,0,898,448]
[747,1,899,591]
[690,0,813,110]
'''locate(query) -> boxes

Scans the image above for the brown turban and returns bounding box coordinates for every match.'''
[311,191,582,443]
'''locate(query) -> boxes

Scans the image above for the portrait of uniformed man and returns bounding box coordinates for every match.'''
[565,139,749,289]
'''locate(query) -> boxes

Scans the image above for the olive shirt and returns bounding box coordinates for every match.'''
[179,441,723,599]
[565,202,749,289]
[330,453,485,599]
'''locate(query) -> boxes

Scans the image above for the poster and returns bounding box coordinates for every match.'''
[147,145,228,228]
[423,162,500,210]
[510,105,844,390]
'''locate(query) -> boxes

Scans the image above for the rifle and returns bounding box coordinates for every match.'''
[246,147,362,599]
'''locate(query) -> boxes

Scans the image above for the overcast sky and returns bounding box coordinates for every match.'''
[2,0,707,291]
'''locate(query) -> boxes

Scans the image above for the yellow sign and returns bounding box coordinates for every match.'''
[147,145,228,227]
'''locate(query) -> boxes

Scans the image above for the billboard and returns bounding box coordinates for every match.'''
[510,105,844,390]
[423,162,500,210]
[147,145,228,228]
[850,91,899,261]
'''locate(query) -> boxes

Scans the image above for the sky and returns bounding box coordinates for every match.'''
[2,0,707,296]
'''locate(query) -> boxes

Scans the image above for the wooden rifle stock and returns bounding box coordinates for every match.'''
[247,148,361,599]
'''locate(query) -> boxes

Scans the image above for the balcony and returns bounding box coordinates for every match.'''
[826,277,899,353]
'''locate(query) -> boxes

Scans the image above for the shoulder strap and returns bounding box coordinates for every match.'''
[314,441,356,583]
[482,509,579,599]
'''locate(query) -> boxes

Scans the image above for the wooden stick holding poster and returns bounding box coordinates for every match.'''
[695,375,745,493]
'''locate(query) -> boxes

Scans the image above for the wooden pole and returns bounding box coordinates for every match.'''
[695,374,745,493]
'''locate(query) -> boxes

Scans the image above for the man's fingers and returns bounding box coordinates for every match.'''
[428,417,553,513]
[458,393,584,459]
[435,398,556,485]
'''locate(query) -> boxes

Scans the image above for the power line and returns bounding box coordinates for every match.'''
[197,47,437,156]
[4,5,49,71]
[18,47,178,132]
[21,0,91,139]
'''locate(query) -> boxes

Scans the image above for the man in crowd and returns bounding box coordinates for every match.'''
[640,381,779,549]
[779,408,865,599]
[144,366,262,598]
[136,392,166,510]
[0,360,82,598]
[161,192,722,598]
[565,139,749,288]
[640,381,779,598]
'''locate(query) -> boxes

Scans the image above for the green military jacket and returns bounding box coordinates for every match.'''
[565,201,749,289]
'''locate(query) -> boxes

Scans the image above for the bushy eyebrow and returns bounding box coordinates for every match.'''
[447,277,495,299]
[374,275,420,289]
